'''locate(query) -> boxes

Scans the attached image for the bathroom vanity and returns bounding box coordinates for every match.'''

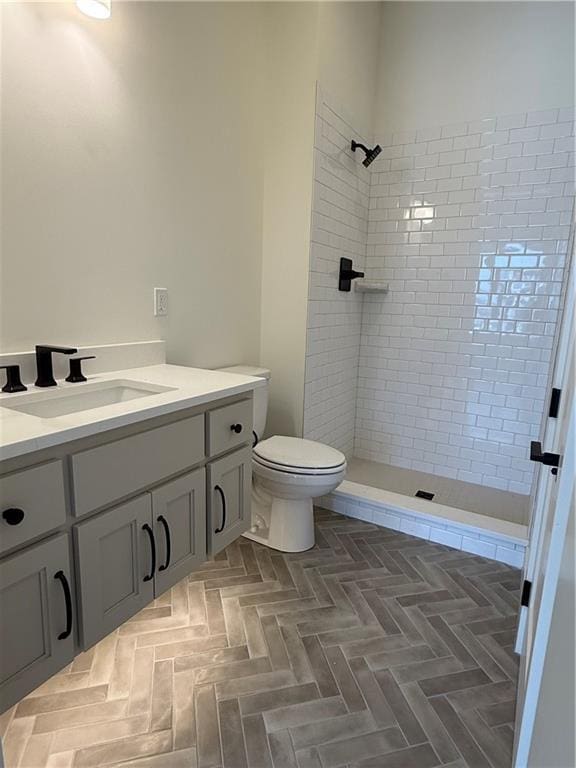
[0,364,261,712]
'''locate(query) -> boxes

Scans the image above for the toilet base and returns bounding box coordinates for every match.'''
[243,493,315,553]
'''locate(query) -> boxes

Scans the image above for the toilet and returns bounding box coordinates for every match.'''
[218,366,347,552]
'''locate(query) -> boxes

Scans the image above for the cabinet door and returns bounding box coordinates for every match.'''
[208,446,251,555]
[0,535,75,713]
[75,496,154,649]
[152,468,207,596]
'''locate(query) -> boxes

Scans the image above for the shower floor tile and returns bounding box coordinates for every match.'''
[347,458,530,526]
[1,509,521,768]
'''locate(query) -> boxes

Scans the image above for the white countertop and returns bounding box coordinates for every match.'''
[0,364,264,461]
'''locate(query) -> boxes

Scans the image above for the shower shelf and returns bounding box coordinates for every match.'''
[354,279,389,294]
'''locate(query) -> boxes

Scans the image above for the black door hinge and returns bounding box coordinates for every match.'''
[548,388,561,418]
[521,580,532,608]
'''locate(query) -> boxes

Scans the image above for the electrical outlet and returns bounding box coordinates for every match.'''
[154,287,168,317]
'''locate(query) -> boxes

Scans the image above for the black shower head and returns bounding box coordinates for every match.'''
[362,144,382,167]
[351,140,382,168]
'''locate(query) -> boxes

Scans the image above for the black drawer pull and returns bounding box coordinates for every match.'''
[54,570,73,640]
[2,508,25,526]
[214,485,226,534]
[142,523,156,582]
[157,515,171,572]
[230,423,243,434]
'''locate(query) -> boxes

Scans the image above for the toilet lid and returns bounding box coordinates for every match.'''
[254,436,346,471]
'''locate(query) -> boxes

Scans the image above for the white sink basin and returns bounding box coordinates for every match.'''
[1,380,176,418]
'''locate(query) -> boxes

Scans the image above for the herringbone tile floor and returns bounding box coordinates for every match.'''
[1,509,522,768]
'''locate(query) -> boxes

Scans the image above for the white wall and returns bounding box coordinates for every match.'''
[317,2,381,140]
[1,1,265,370]
[1,1,382,441]
[260,2,381,438]
[375,2,575,136]
[259,2,318,438]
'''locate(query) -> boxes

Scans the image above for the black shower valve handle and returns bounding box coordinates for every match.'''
[338,257,365,292]
[66,356,96,383]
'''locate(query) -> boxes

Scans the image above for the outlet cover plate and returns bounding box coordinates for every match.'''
[154,287,168,317]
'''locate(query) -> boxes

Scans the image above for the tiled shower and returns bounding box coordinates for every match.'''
[304,88,574,521]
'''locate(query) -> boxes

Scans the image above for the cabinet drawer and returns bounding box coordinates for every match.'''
[207,400,253,457]
[72,415,204,517]
[0,461,66,554]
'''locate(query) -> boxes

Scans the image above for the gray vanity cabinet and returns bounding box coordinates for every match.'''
[0,535,75,712]
[208,446,251,555]
[75,496,154,649]
[152,468,206,596]
[0,392,254,710]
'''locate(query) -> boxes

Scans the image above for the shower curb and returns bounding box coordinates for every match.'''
[320,480,527,568]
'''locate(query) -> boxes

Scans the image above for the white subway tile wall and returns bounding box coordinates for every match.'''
[304,100,574,496]
[303,91,371,456]
[356,107,574,494]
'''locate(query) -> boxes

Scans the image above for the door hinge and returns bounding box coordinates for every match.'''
[548,388,561,418]
[521,580,532,608]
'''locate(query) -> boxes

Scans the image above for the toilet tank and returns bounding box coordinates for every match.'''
[216,365,270,441]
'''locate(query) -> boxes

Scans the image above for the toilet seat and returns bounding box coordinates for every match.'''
[253,454,346,476]
[253,436,346,475]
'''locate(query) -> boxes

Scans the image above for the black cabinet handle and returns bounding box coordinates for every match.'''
[214,485,226,534]
[142,523,156,581]
[157,515,171,572]
[530,441,561,468]
[230,423,243,434]
[2,508,25,526]
[54,570,72,640]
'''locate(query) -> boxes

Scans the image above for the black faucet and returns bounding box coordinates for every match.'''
[35,345,78,388]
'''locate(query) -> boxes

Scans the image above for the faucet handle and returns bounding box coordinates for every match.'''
[0,365,27,393]
[65,356,96,384]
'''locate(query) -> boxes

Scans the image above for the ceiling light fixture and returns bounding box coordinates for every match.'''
[76,0,111,20]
